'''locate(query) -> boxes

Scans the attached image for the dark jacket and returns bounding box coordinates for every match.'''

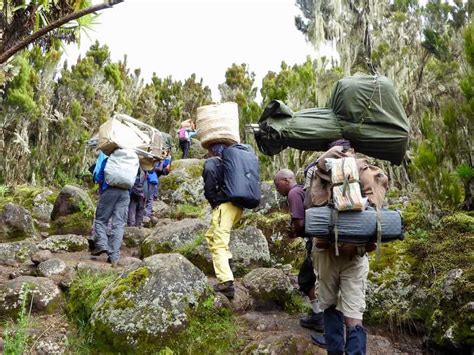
[203,157,229,209]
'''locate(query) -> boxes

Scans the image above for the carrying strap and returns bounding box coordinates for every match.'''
[376,206,382,260]
[331,208,340,256]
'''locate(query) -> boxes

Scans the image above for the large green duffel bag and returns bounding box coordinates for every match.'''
[254,75,409,165]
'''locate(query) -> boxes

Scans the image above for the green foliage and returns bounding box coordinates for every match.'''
[168,204,205,220]
[2,285,31,355]
[65,270,117,352]
[164,295,239,354]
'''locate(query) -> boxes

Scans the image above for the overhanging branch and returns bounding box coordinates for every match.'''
[0,0,124,64]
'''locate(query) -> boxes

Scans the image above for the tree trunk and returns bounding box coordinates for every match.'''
[0,0,124,64]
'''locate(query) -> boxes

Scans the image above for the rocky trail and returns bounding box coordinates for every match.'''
[0,157,465,354]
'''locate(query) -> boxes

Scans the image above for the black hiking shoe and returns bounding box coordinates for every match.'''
[213,281,235,299]
[310,333,327,349]
[90,247,108,256]
[300,311,324,332]
[87,238,96,252]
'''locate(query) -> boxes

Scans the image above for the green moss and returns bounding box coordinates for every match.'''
[186,162,204,179]
[159,174,180,192]
[102,267,150,311]
[49,212,93,236]
[66,270,117,327]
[175,233,205,257]
[366,205,474,347]
[163,295,240,354]
[440,212,474,233]
[284,293,311,315]
[167,204,205,220]
[0,185,56,211]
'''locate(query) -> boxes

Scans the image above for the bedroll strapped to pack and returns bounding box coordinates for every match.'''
[305,206,404,244]
[222,144,261,209]
[254,74,409,165]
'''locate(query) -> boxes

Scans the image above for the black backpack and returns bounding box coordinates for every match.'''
[222,144,261,209]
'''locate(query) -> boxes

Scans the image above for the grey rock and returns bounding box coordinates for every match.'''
[255,182,284,213]
[152,200,170,217]
[243,333,318,355]
[90,253,209,351]
[32,190,54,223]
[123,227,152,247]
[0,276,62,317]
[31,250,54,265]
[38,234,88,252]
[37,258,67,277]
[243,268,293,307]
[230,282,253,313]
[0,203,35,241]
[76,261,111,274]
[171,179,206,206]
[0,239,38,265]
[59,268,77,290]
[117,257,142,268]
[159,226,270,276]
[442,269,463,300]
[140,218,207,257]
[50,185,94,221]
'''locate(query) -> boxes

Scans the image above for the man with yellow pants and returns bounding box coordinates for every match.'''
[203,143,243,299]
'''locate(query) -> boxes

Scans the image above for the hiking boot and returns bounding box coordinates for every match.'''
[310,334,327,349]
[300,311,324,332]
[87,238,96,251]
[90,247,108,256]
[213,281,235,299]
[106,257,119,268]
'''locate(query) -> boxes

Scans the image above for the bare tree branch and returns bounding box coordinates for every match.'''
[0,0,124,64]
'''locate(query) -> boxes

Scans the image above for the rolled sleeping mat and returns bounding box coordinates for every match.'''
[305,206,403,244]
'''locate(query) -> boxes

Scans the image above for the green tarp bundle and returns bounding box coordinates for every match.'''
[255,74,409,165]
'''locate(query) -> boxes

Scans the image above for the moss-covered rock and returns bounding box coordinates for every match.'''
[0,239,38,264]
[50,185,94,221]
[89,253,209,352]
[123,226,152,247]
[140,218,207,258]
[49,212,93,236]
[38,234,89,252]
[0,276,62,318]
[366,208,474,351]
[0,203,36,241]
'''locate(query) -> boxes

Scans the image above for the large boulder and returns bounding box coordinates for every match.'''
[242,268,294,308]
[140,218,207,258]
[0,203,35,241]
[38,234,88,252]
[0,240,38,265]
[0,276,62,317]
[187,226,271,276]
[51,185,94,220]
[90,253,209,352]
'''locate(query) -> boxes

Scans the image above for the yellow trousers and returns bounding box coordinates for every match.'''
[205,202,243,283]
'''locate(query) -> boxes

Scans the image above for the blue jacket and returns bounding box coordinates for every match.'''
[94,155,109,193]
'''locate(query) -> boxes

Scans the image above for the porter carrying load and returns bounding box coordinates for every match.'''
[253,74,409,165]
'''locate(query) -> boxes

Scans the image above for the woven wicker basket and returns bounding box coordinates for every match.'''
[196,102,240,149]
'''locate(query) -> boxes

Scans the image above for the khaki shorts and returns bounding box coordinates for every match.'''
[312,241,369,320]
